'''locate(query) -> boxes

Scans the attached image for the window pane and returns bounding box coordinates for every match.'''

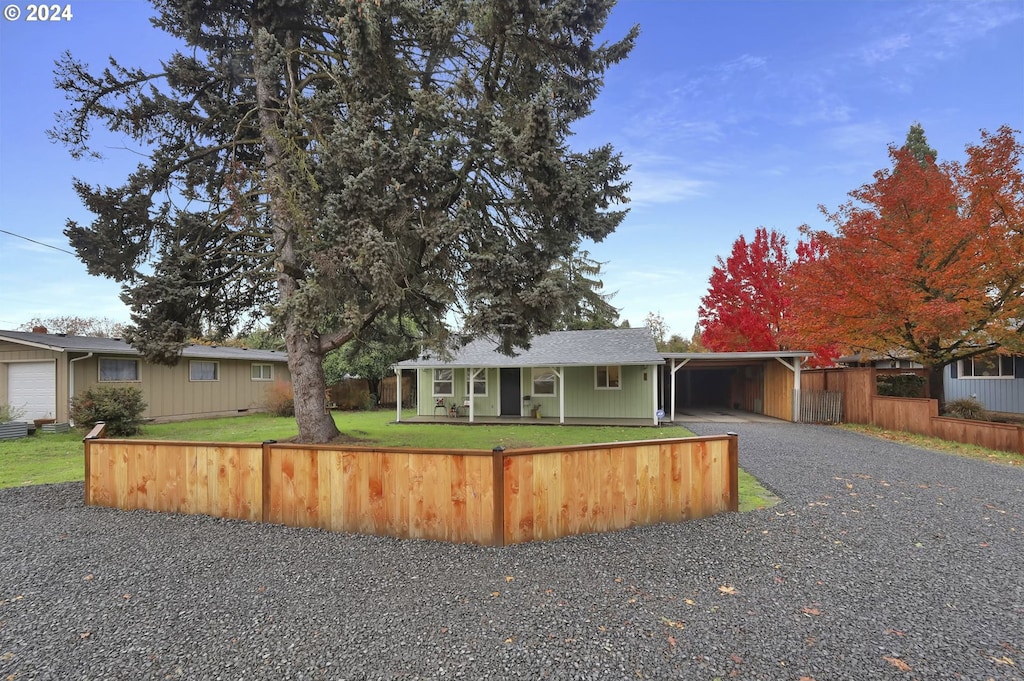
[607,366,620,388]
[190,361,218,381]
[532,368,556,395]
[973,355,999,377]
[251,364,272,380]
[1000,355,1014,376]
[99,359,139,381]
[433,368,453,395]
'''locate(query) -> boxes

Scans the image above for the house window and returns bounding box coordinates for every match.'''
[190,360,219,381]
[532,368,556,396]
[961,353,1014,378]
[595,365,621,389]
[465,370,487,396]
[99,358,139,382]
[433,368,454,396]
[251,363,274,381]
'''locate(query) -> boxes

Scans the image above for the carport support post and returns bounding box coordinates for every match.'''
[726,432,739,512]
[670,358,691,423]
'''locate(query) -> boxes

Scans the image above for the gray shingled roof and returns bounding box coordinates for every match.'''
[396,328,663,368]
[0,330,288,363]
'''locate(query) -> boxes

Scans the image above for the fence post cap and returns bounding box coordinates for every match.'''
[726,431,738,437]
[262,440,278,444]
[492,445,506,453]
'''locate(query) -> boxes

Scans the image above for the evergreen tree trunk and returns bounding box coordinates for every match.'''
[253,26,340,443]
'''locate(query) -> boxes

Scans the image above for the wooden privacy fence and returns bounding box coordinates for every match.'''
[83,425,738,546]
[802,368,1024,456]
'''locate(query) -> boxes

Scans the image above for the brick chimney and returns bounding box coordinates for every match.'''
[32,325,48,334]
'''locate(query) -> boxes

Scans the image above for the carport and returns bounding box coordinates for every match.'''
[661,351,812,422]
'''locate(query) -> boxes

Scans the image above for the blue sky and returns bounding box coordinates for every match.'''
[1,1,1022,338]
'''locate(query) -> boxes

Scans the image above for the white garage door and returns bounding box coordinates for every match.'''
[7,362,57,421]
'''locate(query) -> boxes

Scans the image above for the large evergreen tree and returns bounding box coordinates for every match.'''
[52,0,636,441]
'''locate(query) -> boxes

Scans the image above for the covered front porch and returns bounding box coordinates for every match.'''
[397,414,670,428]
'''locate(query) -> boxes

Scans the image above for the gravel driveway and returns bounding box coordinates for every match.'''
[2,422,1022,680]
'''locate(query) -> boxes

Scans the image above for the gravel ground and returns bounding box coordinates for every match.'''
[1,422,1022,680]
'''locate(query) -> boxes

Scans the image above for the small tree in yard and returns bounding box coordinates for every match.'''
[53,0,636,442]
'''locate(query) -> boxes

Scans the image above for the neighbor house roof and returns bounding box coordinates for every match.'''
[396,328,664,369]
[0,329,288,363]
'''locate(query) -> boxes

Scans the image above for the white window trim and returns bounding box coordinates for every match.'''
[98,357,141,383]
[464,369,488,397]
[189,360,220,382]
[432,368,454,396]
[531,367,557,396]
[594,365,622,390]
[251,363,274,381]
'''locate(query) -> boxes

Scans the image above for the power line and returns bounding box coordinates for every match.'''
[0,229,77,256]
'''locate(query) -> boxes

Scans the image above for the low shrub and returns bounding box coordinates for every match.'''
[266,380,295,416]
[71,385,147,436]
[944,397,986,421]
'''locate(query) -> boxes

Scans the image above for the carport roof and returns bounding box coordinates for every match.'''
[662,350,814,366]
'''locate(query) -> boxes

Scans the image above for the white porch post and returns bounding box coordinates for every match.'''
[651,363,658,425]
[468,367,481,423]
[556,367,565,424]
[394,367,402,422]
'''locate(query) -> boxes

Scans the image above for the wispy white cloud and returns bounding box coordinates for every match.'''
[859,33,912,65]
[626,167,710,206]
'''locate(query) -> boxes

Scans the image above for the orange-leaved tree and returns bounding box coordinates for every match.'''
[698,227,837,365]
[788,125,1024,403]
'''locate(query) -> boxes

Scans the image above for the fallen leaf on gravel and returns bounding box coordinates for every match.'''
[993,656,1015,665]
[884,628,905,637]
[730,653,744,664]
[82,574,94,581]
[491,591,501,598]
[684,598,695,605]
[801,607,822,616]
[667,635,676,647]
[1,652,14,662]
[79,632,92,640]
[504,575,515,582]
[799,677,817,681]
[883,656,911,672]
[718,585,737,595]
[504,637,514,644]
[660,617,685,630]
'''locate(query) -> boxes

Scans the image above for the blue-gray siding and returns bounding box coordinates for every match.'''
[945,356,1024,414]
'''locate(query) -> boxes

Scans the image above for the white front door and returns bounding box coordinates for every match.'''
[7,361,57,421]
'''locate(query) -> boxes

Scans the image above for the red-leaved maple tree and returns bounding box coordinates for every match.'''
[698,227,837,364]
[788,125,1024,401]
[699,227,791,351]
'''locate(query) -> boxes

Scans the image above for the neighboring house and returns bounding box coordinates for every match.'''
[0,329,291,423]
[946,351,1024,414]
[836,352,924,369]
[395,328,665,424]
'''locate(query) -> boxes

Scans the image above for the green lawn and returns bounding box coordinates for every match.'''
[0,410,778,511]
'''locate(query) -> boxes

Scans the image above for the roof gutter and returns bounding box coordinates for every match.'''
[67,352,92,426]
